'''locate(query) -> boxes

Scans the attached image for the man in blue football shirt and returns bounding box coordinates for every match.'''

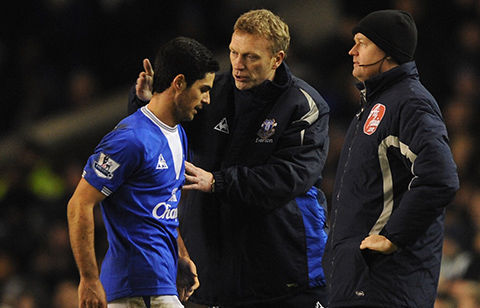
[67,37,219,308]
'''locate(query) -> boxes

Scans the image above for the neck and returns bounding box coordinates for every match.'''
[378,59,399,74]
[267,69,276,82]
[359,60,400,83]
[147,91,176,127]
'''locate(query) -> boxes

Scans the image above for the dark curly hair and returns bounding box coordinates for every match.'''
[152,37,219,93]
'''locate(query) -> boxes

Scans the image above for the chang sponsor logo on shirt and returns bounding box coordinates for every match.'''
[152,189,179,221]
[152,202,178,220]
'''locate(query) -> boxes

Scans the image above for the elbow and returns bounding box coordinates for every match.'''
[445,167,460,195]
[446,177,460,203]
[66,196,89,223]
[66,198,79,223]
[437,174,460,207]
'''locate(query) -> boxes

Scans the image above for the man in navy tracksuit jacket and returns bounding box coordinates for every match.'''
[323,10,459,308]
[129,9,330,307]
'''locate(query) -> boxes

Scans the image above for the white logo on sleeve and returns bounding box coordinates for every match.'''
[93,153,120,179]
[214,117,229,134]
[156,154,169,169]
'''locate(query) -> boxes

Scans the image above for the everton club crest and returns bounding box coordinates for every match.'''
[256,118,277,143]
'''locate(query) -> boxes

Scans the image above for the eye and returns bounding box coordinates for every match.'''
[200,86,211,93]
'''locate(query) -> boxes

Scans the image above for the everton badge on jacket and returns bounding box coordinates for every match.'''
[363,103,386,135]
[256,118,277,143]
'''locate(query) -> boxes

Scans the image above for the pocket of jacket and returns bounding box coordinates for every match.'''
[331,241,371,299]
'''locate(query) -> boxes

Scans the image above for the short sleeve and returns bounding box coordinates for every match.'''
[83,127,142,196]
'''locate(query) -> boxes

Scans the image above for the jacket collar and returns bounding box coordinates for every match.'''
[356,61,419,101]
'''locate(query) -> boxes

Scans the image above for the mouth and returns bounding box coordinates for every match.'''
[234,75,248,82]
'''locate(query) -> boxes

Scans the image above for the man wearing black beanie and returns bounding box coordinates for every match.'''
[323,9,459,308]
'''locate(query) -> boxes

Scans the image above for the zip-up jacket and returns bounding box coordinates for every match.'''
[129,63,330,306]
[323,62,459,308]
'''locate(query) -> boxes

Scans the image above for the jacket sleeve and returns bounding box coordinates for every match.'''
[128,85,148,115]
[382,98,459,247]
[213,106,329,211]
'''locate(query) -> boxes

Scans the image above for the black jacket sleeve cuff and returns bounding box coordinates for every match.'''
[128,85,149,115]
[212,171,225,194]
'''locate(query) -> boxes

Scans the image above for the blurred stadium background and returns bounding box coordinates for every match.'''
[0,0,479,306]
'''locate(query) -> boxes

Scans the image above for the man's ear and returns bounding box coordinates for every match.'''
[385,56,399,66]
[172,74,187,91]
[272,50,285,70]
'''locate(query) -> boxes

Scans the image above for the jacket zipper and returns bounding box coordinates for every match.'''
[335,87,366,204]
[328,88,366,287]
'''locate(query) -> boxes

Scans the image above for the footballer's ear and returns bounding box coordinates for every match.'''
[172,74,187,91]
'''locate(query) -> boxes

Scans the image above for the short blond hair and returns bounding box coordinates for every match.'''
[234,9,290,56]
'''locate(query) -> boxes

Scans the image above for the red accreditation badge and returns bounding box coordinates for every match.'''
[363,103,386,135]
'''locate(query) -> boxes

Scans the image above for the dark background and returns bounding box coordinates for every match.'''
[0,0,478,306]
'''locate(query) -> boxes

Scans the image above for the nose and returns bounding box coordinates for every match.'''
[231,55,245,70]
[348,45,357,56]
[202,92,211,105]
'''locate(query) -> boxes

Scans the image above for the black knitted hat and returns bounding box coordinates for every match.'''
[352,10,417,64]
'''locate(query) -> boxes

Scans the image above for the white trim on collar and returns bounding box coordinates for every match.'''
[141,106,177,132]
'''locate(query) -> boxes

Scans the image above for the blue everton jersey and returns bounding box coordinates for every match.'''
[82,106,187,302]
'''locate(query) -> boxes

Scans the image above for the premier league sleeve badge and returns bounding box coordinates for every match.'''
[93,152,120,179]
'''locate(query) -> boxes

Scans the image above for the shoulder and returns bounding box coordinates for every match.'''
[282,76,329,123]
[389,78,441,117]
[382,79,447,140]
[291,76,329,110]
[102,113,146,152]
